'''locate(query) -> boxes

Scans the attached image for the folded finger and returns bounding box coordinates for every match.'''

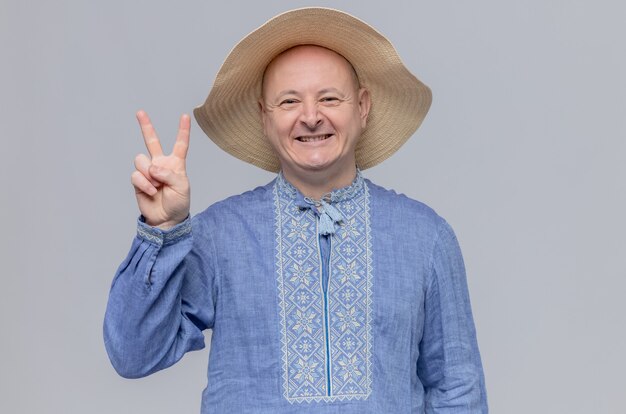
[136,110,164,157]
[149,165,188,191]
[131,170,157,196]
[134,153,161,187]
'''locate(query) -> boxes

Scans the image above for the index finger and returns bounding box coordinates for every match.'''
[136,110,164,157]
[172,114,190,160]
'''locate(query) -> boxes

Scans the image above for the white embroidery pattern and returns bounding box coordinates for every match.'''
[274,176,372,404]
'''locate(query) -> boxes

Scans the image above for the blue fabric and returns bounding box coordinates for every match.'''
[103,171,488,413]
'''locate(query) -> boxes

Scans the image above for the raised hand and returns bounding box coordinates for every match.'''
[131,110,191,230]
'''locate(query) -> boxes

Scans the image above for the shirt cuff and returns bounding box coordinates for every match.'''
[136,215,192,247]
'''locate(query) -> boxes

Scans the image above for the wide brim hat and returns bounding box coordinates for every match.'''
[194,7,432,172]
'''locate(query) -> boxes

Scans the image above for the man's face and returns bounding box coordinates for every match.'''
[260,45,370,177]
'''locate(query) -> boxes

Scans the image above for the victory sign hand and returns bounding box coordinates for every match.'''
[131,110,190,229]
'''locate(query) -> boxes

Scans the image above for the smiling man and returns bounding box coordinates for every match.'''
[104,7,488,413]
[260,45,370,198]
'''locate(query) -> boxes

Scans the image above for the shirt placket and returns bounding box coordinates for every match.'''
[317,213,333,397]
[275,171,372,403]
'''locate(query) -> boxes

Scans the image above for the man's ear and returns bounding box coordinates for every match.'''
[358,88,371,128]
[259,99,267,135]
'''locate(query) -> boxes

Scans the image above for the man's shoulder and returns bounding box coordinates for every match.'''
[365,178,441,220]
[364,178,458,242]
[192,179,276,225]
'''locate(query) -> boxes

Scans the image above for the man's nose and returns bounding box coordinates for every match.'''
[299,101,322,130]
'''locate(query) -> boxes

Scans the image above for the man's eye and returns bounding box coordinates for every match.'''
[320,97,341,105]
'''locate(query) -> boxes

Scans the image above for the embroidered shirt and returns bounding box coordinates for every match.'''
[103,171,488,413]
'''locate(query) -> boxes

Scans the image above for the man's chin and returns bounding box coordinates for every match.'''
[280,153,355,177]
[294,159,336,173]
[294,160,359,181]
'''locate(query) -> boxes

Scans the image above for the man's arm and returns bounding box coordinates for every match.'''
[417,218,488,413]
[103,111,215,378]
[103,214,216,378]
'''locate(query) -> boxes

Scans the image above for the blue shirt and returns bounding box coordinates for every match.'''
[103,171,488,413]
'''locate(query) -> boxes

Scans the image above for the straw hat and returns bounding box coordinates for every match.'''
[193,7,432,172]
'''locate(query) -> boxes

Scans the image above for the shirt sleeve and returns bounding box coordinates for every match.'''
[103,213,217,379]
[417,217,488,413]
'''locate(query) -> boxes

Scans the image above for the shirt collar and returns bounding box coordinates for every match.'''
[275,169,365,205]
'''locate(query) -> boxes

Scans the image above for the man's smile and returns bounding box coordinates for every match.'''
[295,134,334,142]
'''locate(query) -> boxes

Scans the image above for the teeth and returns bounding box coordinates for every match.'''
[297,134,330,142]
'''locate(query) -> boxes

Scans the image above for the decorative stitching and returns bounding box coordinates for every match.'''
[136,217,192,246]
[137,225,164,246]
[163,221,192,244]
[276,170,365,204]
[274,176,372,403]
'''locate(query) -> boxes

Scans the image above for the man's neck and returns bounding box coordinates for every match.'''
[281,164,358,200]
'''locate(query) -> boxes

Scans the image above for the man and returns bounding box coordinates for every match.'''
[104,7,488,413]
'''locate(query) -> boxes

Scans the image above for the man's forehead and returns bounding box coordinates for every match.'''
[261,45,360,94]
[268,44,349,66]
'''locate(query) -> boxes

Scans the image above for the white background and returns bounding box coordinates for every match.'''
[1,0,624,412]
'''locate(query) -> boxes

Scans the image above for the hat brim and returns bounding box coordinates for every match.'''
[194,7,432,172]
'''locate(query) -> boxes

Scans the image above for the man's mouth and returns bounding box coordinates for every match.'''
[295,134,333,142]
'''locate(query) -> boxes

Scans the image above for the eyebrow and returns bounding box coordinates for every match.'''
[319,88,343,95]
[276,89,299,96]
[275,87,344,97]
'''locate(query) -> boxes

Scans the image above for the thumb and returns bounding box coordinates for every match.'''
[149,165,184,188]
